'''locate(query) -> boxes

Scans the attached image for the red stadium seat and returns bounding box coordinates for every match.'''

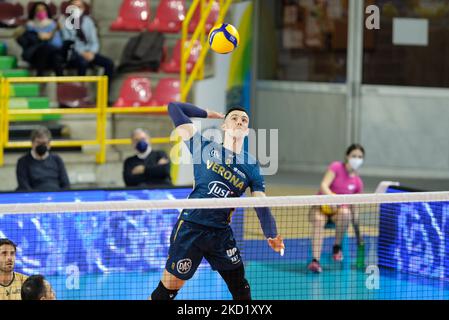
[113,76,152,107]
[149,78,180,106]
[60,1,91,16]
[148,0,185,33]
[110,0,150,31]
[188,0,220,34]
[160,38,201,74]
[27,1,58,19]
[57,83,95,108]
[0,2,24,28]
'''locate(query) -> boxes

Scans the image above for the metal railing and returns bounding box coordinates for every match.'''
[180,0,233,101]
[0,0,235,169]
[0,76,172,166]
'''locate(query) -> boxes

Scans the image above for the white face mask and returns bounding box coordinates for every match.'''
[137,145,152,159]
[72,7,84,18]
[349,158,363,171]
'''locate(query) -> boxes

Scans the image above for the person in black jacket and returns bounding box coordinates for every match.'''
[16,2,66,76]
[123,128,171,187]
[16,127,70,192]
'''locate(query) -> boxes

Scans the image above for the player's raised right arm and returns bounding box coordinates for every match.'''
[168,102,224,141]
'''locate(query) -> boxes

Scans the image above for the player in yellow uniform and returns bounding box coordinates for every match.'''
[0,239,28,300]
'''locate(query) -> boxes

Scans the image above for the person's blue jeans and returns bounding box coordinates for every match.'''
[68,52,114,85]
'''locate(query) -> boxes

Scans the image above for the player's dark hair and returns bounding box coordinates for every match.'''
[21,275,46,300]
[225,107,248,119]
[28,2,52,20]
[0,238,17,251]
[346,144,365,157]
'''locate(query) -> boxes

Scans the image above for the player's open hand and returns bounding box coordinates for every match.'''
[267,235,285,255]
[206,110,224,119]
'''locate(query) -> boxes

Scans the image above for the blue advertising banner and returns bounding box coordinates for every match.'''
[379,187,449,280]
[0,188,196,276]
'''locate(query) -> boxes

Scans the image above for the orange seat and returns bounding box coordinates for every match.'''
[0,2,24,28]
[148,0,185,34]
[110,0,150,31]
[160,38,201,74]
[188,0,220,34]
[149,78,180,106]
[114,76,152,107]
[57,83,95,108]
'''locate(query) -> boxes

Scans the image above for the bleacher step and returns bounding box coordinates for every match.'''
[0,43,6,56]
[10,83,40,98]
[0,69,30,77]
[8,97,60,121]
[0,56,16,70]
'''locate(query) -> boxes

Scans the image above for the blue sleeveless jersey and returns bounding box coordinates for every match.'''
[181,132,265,228]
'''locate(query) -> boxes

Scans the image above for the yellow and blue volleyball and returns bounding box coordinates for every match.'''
[208,23,240,54]
[321,205,334,215]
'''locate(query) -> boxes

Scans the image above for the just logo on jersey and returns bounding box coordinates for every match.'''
[181,132,265,228]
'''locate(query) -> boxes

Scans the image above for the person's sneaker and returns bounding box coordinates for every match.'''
[308,259,322,273]
[332,244,343,262]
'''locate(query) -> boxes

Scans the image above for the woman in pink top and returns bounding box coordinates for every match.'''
[308,144,365,273]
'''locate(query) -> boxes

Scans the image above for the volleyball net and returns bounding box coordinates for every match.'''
[1,191,448,300]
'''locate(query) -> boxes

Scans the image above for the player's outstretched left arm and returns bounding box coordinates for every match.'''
[252,191,285,255]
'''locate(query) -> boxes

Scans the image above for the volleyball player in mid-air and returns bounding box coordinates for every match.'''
[150,102,285,300]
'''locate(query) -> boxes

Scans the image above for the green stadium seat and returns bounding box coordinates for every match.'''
[0,43,6,56]
[0,69,30,77]
[8,97,60,121]
[0,56,17,70]
[10,84,40,98]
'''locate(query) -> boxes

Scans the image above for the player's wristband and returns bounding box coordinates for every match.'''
[255,207,278,239]
[168,102,208,127]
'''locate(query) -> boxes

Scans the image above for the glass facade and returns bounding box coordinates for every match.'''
[258,0,349,82]
[363,0,449,87]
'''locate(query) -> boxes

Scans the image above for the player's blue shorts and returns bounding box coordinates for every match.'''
[165,219,243,280]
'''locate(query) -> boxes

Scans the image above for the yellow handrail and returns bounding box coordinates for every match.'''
[180,0,233,102]
[6,76,102,83]
[107,106,167,113]
[105,137,172,145]
[1,76,106,166]
[0,1,237,168]
[0,78,5,165]
[0,76,174,166]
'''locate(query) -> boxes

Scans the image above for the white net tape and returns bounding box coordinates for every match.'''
[0,191,448,214]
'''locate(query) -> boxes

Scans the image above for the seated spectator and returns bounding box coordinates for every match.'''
[60,0,114,87]
[21,275,56,300]
[123,128,172,187]
[0,239,28,300]
[17,2,65,76]
[16,127,70,192]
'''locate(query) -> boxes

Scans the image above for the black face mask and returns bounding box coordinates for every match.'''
[35,144,48,156]
[135,140,149,153]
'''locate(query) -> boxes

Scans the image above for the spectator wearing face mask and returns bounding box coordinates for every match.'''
[123,128,172,188]
[16,127,70,192]
[60,0,114,89]
[19,1,65,76]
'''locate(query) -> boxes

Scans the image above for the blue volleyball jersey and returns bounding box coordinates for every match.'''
[181,132,265,228]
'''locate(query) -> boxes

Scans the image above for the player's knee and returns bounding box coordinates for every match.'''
[230,277,251,300]
[151,281,179,300]
[219,267,251,300]
[311,210,326,225]
[336,208,351,221]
